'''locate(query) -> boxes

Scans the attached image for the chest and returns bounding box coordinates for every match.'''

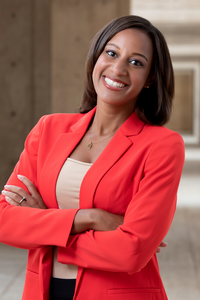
[36,127,153,214]
[56,158,92,209]
[80,152,145,215]
[69,130,115,164]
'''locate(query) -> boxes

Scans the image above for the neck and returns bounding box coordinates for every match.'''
[90,101,135,136]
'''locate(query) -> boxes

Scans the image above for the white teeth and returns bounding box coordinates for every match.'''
[104,77,126,88]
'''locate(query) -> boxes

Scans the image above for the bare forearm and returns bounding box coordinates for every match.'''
[71,208,124,234]
[71,209,94,234]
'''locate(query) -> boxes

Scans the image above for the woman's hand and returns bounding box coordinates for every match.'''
[155,241,167,253]
[1,175,47,209]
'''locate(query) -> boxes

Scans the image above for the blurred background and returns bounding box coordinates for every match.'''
[0,0,200,299]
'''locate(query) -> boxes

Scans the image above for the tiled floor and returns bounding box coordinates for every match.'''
[177,161,200,207]
[158,208,200,300]
[0,244,27,300]
[0,208,200,299]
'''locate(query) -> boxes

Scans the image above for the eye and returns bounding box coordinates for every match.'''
[106,50,117,58]
[130,59,143,67]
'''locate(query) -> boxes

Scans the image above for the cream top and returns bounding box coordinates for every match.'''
[52,158,92,279]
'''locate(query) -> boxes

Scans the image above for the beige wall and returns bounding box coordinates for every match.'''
[131,0,200,24]
[0,0,51,188]
[168,71,193,134]
[131,0,200,147]
[0,0,130,189]
[51,0,130,113]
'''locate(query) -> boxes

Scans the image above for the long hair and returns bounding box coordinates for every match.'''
[79,15,174,126]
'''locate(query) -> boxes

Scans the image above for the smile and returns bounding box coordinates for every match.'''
[104,76,127,89]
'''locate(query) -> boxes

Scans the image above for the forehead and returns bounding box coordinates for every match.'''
[106,28,153,58]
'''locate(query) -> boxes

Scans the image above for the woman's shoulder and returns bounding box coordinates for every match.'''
[25,113,85,144]
[141,123,185,156]
[126,112,184,145]
[35,112,85,133]
[144,123,184,141]
[41,112,83,125]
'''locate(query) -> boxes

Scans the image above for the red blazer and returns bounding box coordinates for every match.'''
[0,108,185,300]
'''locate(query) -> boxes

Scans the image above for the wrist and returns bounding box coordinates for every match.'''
[71,209,94,234]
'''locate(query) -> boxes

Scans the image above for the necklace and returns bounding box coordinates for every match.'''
[86,133,115,150]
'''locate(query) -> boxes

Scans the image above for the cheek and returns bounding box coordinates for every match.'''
[92,65,97,85]
[132,71,149,87]
[92,63,99,88]
[92,62,104,92]
[92,67,98,92]
[92,57,108,81]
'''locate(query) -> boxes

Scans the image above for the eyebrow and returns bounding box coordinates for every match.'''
[106,43,148,62]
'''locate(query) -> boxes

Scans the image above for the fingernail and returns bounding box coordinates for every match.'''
[1,190,6,195]
[17,175,24,179]
[4,185,9,188]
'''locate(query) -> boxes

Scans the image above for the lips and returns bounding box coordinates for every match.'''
[103,76,128,89]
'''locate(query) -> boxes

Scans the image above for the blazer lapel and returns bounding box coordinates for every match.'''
[40,108,145,209]
[79,112,145,209]
[39,109,96,208]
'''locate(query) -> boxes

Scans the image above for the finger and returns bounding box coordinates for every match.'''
[155,248,161,253]
[3,181,46,209]
[4,184,29,197]
[3,186,30,203]
[17,175,46,209]
[159,242,167,248]
[3,186,37,207]
[5,196,20,206]
[17,175,39,198]
[2,190,27,206]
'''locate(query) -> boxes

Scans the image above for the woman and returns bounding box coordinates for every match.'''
[0,15,184,300]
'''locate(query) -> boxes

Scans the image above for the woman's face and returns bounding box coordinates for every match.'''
[92,28,153,111]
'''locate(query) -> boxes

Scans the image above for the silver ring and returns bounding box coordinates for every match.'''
[19,196,26,205]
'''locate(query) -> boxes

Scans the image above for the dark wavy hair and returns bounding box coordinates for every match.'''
[79,15,174,126]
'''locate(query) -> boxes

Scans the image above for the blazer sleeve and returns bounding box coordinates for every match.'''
[57,132,185,274]
[0,116,79,249]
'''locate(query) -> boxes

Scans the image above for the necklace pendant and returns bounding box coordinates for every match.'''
[86,142,93,150]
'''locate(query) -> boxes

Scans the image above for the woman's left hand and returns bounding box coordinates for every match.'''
[155,241,167,253]
[1,175,47,209]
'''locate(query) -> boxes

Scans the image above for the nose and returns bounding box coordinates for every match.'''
[111,59,127,76]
